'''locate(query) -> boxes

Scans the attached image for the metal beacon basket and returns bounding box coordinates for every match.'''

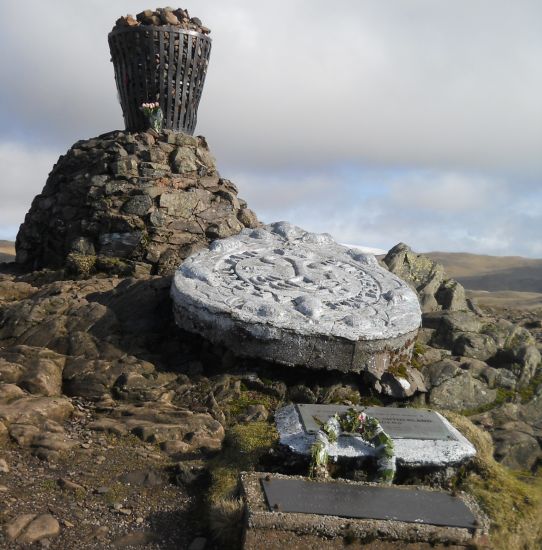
[108,25,212,135]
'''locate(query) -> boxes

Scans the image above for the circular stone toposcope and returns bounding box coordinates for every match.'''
[171,222,422,373]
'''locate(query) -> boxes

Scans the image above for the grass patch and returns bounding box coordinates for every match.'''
[462,367,542,416]
[102,481,130,506]
[208,421,278,503]
[444,412,542,550]
[226,390,276,418]
[207,421,278,548]
[40,478,59,493]
[413,342,427,356]
[357,395,384,407]
[518,369,542,403]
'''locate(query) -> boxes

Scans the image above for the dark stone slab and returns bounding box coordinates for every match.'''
[296,404,456,441]
[261,477,477,529]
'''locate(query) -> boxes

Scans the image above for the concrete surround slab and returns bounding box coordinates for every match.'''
[241,472,486,550]
[275,404,476,468]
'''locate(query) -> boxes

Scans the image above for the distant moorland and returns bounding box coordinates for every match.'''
[426,251,542,309]
[0,240,15,263]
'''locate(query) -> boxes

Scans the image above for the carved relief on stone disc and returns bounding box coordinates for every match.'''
[172,222,422,341]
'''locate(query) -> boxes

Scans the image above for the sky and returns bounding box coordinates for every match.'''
[1,1,541,257]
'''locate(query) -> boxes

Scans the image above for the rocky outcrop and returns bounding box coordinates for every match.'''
[383,243,470,313]
[16,130,259,275]
[89,400,224,457]
[5,514,61,545]
[381,245,542,470]
[0,382,76,460]
[420,310,540,389]
[471,387,542,471]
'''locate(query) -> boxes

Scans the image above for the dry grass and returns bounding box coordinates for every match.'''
[445,412,542,550]
[208,498,245,550]
[426,251,542,279]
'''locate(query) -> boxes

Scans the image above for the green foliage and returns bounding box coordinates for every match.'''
[357,395,383,407]
[461,387,515,416]
[102,482,130,506]
[95,256,133,276]
[410,341,427,370]
[413,342,427,356]
[40,478,59,492]
[226,390,275,418]
[462,367,542,416]
[519,369,542,403]
[206,421,278,547]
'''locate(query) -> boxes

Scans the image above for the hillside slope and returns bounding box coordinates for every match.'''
[427,251,542,293]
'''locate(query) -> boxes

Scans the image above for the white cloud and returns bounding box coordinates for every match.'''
[0,1,541,175]
[233,167,542,258]
[0,1,540,257]
[389,173,500,212]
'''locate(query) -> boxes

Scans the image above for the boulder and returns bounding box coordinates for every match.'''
[6,514,60,544]
[492,430,540,471]
[0,392,74,427]
[428,373,497,412]
[453,332,498,361]
[421,359,461,389]
[383,243,469,313]
[89,401,224,456]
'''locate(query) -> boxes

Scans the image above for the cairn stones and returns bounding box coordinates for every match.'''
[171,222,421,374]
[15,131,259,275]
[115,7,211,35]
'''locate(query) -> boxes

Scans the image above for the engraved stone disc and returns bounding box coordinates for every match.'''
[171,222,422,372]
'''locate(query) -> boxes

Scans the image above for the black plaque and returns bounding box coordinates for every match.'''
[261,478,477,529]
[296,404,456,441]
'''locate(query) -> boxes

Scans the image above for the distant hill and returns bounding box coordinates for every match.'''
[0,240,15,263]
[426,252,542,293]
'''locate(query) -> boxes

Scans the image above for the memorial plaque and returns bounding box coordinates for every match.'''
[261,477,478,529]
[296,404,456,441]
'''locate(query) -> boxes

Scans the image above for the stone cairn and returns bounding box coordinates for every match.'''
[16,7,259,276]
[16,130,259,276]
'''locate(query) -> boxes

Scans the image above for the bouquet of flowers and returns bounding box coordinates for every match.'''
[140,102,164,132]
[309,408,396,484]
